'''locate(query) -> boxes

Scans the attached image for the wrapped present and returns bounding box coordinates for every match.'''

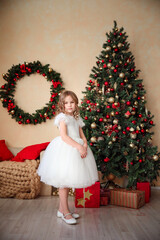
[110,188,145,209]
[75,181,100,208]
[100,196,109,206]
[136,182,151,203]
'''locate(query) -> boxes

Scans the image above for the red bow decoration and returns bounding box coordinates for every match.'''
[108,124,118,136]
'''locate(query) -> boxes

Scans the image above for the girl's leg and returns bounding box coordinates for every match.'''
[59,188,72,219]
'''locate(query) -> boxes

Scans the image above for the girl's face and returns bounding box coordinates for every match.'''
[64,95,76,115]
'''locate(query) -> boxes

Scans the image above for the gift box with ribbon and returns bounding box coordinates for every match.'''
[110,188,145,209]
[75,181,100,208]
[136,181,151,203]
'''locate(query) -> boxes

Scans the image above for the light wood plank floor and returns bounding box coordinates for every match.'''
[0,189,160,240]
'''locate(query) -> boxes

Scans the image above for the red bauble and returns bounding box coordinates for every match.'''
[97,61,100,64]
[99,118,103,122]
[124,63,127,67]
[139,159,143,163]
[115,111,119,115]
[34,119,38,123]
[86,100,90,103]
[97,83,100,87]
[114,32,117,36]
[97,109,100,113]
[116,65,119,68]
[102,60,105,63]
[94,74,97,77]
[136,130,139,134]
[149,120,153,125]
[84,116,88,120]
[119,33,122,36]
[1,85,5,89]
[102,131,105,134]
[120,82,124,86]
[143,119,147,122]
[126,101,131,105]
[90,142,93,146]
[109,59,112,63]
[13,78,17,81]
[110,88,114,91]
[114,69,117,73]
[114,48,118,52]
[89,80,92,83]
[108,40,111,42]
[42,73,46,76]
[106,115,110,119]
[37,70,40,73]
[126,127,130,131]
[52,105,55,109]
[130,68,134,72]
[26,119,30,123]
[103,64,107,68]
[123,131,126,134]
[104,81,109,86]
[138,97,141,100]
[138,84,142,87]
[18,121,22,124]
[106,106,111,109]
[139,114,142,118]
[19,115,22,119]
[11,83,14,86]
[104,157,110,162]
[132,120,136,124]
[132,107,136,111]
[130,161,133,165]
[141,129,145,133]
[88,87,91,91]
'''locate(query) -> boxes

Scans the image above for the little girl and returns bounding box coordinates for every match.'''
[37,90,98,225]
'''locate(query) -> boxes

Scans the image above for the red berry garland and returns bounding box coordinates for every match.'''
[0,61,64,125]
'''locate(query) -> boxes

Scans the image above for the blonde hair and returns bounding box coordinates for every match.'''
[57,90,79,119]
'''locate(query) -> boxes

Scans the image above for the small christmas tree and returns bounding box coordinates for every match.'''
[80,21,160,188]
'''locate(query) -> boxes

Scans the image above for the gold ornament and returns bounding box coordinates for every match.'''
[118,125,121,130]
[131,111,136,115]
[44,113,48,117]
[130,142,135,148]
[113,45,116,48]
[119,72,125,78]
[107,173,116,181]
[91,122,97,129]
[96,103,99,106]
[86,107,90,110]
[106,46,111,51]
[153,155,158,161]
[108,141,112,145]
[136,126,140,130]
[0,98,4,102]
[103,118,107,122]
[110,111,115,116]
[11,110,15,115]
[49,68,53,72]
[115,28,118,31]
[105,54,109,58]
[25,62,29,66]
[113,119,118,124]
[146,129,149,132]
[119,61,122,64]
[112,137,116,142]
[45,76,47,79]
[107,63,112,68]
[98,90,102,94]
[140,123,144,128]
[123,151,128,156]
[148,139,152,143]
[111,66,115,70]
[130,127,134,132]
[130,133,137,139]
[2,73,5,78]
[108,97,115,103]
[124,79,128,83]
[134,101,138,106]
[90,137,96,143]
[112,53,116,57]
[114,83,117,90]
[118,43,123,48]
[99,67,103,70]
[115,93,119,99]
[128,84,132,89]
[94,117,97,121]
[109,75,112,79]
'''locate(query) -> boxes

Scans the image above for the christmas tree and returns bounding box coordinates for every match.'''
[80,21,160,188]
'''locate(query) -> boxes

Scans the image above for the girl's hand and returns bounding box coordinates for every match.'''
[78,145,87,158]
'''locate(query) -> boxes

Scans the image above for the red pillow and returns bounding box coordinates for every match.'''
[0,140,14,161]
[10,142,50,162]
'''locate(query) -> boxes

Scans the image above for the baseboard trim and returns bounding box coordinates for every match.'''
[151,186,160,190]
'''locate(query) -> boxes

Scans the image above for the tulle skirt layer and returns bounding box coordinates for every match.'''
[37,136,98,189]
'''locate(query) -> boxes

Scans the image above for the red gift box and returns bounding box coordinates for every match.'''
[100,188,110,206]
[136,182,151,203]
[75,181,100,208]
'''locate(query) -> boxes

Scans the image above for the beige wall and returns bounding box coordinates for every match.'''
[0,0,160,184]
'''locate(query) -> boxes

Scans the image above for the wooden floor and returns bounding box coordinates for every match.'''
[0,189,160,240]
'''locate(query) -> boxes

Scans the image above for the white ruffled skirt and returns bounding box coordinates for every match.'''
[37,136,98,188]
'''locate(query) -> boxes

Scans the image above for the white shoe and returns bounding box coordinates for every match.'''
[62,213,77,225]
[57,210,80,219]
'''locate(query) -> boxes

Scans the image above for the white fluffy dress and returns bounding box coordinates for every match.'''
[37,113,98,189]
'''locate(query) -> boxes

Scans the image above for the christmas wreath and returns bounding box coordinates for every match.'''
[0,61,64,125]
